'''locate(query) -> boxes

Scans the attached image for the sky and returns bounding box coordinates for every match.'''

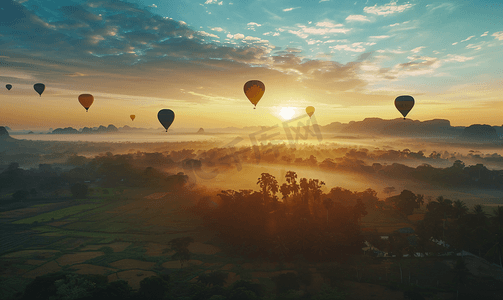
[0,0,502,130]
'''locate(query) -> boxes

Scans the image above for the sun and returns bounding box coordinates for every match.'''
[279,107,295,120]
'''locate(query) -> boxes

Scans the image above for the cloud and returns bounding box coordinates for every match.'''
[148,4,157,8]
[492,31,503,40]
[211,27,224,32]
[227,33,244,39]
[331,42,375,53]
[288,30,309,39]
[466,43,484,50]
[289,24,351,39]
[283,7,299,12]
[345,15,370,22]
[369,35,390,39]
[452,42,458,45]
[425,3,455,12]
[460,35,475,42]
[198,31,219,38]
[480,31,488,37]
[364,1,415,16]
[316,21,343,27]
[410,46,425,53]
[376,49,406,54]
[443,54,474,63]
[205,0,223,4]
[247,22,261,31]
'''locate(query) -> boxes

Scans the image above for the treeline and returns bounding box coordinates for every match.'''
[193,171,369,262]
[0,152,192,200]
[419,198,503,267]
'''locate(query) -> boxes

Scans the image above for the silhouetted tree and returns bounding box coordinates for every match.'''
[12,190,29,201]
[138,276,170,300]
[70,183,88,198]
[197,271,228,287]
[389,190,423,216]
[383,186,396,197]
[257,173,278,208]
[165,237,194,268]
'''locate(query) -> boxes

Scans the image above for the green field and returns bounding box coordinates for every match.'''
[12,203,107,224]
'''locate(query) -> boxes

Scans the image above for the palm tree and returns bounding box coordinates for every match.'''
[472,204,488,228]
[490,206,503,231]
[299,178,309,206]
[257,173,279,208]
[485,229,503,269]
[452,200,468,219]
[285,171,299,196]
[323,198,334,224]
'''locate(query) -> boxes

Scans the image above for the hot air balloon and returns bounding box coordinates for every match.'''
[244,80,265,109]
[394,95,414,119]
[34,83,45,96]
[130,115,135,121]
[306,106,315,118]
[6,84,12,91]
[78,94,94,112]
[158,109,175,132]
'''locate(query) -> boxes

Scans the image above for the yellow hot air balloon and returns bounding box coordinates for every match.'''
[130,115,135,121]
[78,94,94,112]
[244,80,265,109]
[306,106,315,118]
[394,95,414,119]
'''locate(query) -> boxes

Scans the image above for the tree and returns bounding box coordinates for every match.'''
[272,272,300,294]
[390,190,423,216]
[70,183,88,198]
[165,237,194,268]
[352,199,368,224]
[485,229,503,269]
[285,171,299,196]
[257,173,278,207]
[138,276,170,300]
[453,200,468,219]
[12,190,29,201]
[383,186,396,197]
[323,198,334,224]
[490,206,503,231]
[197,271,228,287]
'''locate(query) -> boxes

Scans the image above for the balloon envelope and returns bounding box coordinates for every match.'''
[394,95,414,118]
[244,80,265,108]
[158,109,175,132]
[6,84,12,91]
[130,115,135,121]
[34,83,45,96]
[78,94,94,112]
[306,106,315,118]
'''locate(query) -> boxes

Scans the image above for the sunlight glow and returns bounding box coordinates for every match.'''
[279,107,295,120]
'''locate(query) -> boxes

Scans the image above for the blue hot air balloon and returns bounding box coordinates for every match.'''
[158,109,175,132]
[34,83,45,96]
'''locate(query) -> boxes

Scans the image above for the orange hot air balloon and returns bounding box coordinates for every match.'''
[306,106,315,118]
[78,94,94,112]
[130,115,135,121]
[244,80,265,109]
[394,95,414,119]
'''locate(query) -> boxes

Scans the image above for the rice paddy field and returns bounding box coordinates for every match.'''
[1,187,500,300]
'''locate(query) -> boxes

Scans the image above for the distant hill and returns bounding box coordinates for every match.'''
[0,126,12,140]
[197,128,205,134]
[461,124,499,141]
[330,118,464,137]
[51,124,119,134]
